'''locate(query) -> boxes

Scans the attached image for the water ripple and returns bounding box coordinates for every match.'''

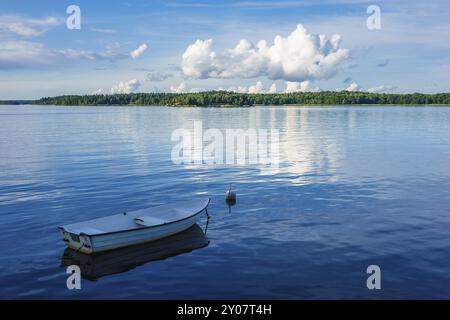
[1,105,450,298]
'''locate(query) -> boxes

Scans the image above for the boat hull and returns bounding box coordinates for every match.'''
[61,224,208,280]
[61,210,204,254]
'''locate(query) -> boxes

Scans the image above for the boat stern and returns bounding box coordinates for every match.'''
[59,227,94,254]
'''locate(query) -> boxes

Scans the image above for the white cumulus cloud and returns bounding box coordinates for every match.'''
[170,81,188,93]
[366,85,396,93]
[169,81,205,93]
[268,83,277,93]
[248,81,265,94]
[111,79,141,94]
[337,83,395,93]
[225,81,278,94]
[284,80,320,93]
[130,43,148,59]
[181,24,349,82]
[91,88,104,95]
[345,82,361,92]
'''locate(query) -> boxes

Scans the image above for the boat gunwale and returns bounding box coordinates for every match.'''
[59,198,210,237]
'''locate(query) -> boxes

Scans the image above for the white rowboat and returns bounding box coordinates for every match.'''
[59,198,210,254]
[61,224,209,280]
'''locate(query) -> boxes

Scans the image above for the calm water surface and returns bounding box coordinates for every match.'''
[1,105,450,299]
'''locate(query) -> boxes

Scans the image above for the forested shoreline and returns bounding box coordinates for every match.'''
[4,91,450,106]
[0,100,33,105]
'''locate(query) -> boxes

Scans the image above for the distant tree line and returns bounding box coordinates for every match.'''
[27,91,450,106]
[0,100,33,105]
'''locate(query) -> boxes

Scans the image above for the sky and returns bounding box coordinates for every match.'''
[0,0,450,99]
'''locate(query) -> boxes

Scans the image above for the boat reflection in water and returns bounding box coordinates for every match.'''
[60,224,209,281]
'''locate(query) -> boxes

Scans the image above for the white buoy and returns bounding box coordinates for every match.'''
[225,183,236,202]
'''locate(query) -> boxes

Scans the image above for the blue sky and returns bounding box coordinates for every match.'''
[0,0,449,99]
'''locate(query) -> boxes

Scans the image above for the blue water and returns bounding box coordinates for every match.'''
[1,105,450,299]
